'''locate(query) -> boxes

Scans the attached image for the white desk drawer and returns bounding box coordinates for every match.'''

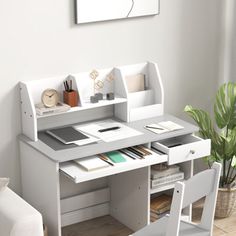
[152,135,211,165]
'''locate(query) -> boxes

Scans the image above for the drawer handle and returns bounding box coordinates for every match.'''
[190,150,195,154]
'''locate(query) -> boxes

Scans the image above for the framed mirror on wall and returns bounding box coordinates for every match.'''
[75,0,160,24]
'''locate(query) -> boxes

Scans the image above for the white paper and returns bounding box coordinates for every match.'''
[74,119,142,142]
[145,121,184,135]
[158,121,184,131]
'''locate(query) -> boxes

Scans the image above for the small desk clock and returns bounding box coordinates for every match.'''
[41,89,59,107]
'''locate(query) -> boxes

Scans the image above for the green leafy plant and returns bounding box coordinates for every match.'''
[184,82,236,188]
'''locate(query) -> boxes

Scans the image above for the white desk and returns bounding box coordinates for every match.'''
[19,62,210,236]
[19,114,210,236]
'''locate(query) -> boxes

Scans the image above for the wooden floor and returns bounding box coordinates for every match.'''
[192,200,236,236]
[62,206,236,236]
[62,215,133,236]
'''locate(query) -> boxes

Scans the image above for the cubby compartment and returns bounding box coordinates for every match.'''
[61,187,110,227]
[116,62,164,121]
[152,135,211,165]
[74,67,127,106]
[149,161,193,223]
[59,166,151,232]
[59,174,111,227]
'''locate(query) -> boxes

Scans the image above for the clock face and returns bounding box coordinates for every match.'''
[41,89,59,108]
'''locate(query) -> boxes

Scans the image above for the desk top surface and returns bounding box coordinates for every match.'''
[19,114,198,163]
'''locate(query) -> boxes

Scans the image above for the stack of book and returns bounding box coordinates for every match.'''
[150,194,172,222]
[151,163,184,189]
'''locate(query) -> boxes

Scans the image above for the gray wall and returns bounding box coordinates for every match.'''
[0,0,223,193]
[224,0,236,83]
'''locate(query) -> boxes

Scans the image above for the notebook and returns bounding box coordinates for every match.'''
[145,121,184,134]
[105,151,126,163]
[125,74,145,93]
[74,156,110,171]
[46,126,89,144]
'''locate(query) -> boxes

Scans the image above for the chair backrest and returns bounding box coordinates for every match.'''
[166,162,221,236]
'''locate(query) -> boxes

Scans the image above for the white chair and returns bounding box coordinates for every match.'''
[0,187,44,236]
[132,162,221,236]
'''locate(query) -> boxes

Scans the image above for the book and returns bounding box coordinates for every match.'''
[151,171,184,188]
[151,164,180,180]
[125,74,145,93]
[74,156,110,171]
[150,204,171,215]
[150,194,172,211]
[150,215,158,222]
[145,121,184,134]
[105,151,126,163]
[150,210,169,219]
[35,102,70,116]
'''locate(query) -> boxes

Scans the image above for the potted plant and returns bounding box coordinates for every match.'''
[184,82,236,218]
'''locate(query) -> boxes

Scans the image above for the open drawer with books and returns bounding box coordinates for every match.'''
[151,135,211,165]
[60,146,168,184]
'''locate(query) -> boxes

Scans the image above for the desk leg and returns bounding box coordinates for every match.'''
[109,167,149,231]
[180,160,194,220]
[20,141,61,236]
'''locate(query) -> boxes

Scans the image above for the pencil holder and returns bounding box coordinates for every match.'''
[63,90,79,107]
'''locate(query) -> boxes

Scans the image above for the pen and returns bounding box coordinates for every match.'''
[119,149,136,160]
[145,125,164,130]
[98,126,120,132]
[127,147,144,159]
[128,147,144,157]
[99,154,114,166]
[70,80,72,91]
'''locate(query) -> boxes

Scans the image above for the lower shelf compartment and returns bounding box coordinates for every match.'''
[61,188,110,227]
[150,183,176,194]
[61,203,110,227]
[62,215,133,236]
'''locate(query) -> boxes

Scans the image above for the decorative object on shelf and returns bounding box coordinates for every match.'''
[89,69,101,103]
[95,80,104,91]
[63,75,79,107]
[184,81,236,218]
[89,69,115,103]
[106,73,115,82]
[106,92,114,100]
[63,90,78,107]
[35,102,70,116]
[90,95,99,103]
[41,88,59,108]
[37,88,70,116]
[90,69,99,94]
[95,92,103,101]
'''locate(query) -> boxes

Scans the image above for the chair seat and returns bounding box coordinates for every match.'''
[132,216,210,236]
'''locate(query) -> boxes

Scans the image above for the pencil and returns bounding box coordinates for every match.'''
[99,154,114,166]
